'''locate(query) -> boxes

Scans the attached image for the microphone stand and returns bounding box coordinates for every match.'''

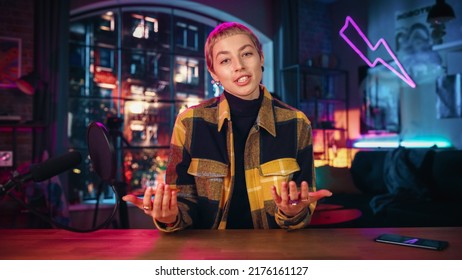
[1,164,119,232]
[0,173,20,198]
[92,118,130,229]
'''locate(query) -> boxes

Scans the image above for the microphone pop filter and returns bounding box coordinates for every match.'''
[87,122,116,182]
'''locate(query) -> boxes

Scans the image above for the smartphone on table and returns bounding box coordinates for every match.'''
[375,233,449,250]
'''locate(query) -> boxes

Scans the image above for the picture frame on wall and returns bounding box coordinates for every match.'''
[358,64,401,134]
[0,37,22,88]
[436,74,462,119]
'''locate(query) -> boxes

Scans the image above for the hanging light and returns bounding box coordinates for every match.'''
[427,0,456,24]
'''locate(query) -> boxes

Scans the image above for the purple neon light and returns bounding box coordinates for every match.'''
[339,16,416,88]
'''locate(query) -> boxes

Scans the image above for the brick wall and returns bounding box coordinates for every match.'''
[0,0,35,170]
[298,0,333,64]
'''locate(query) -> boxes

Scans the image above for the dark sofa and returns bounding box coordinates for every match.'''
[313,147,462,228]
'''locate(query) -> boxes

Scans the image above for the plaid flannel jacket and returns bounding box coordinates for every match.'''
[155,85,316,231]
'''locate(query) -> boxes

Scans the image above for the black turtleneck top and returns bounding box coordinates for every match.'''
[224,90,263,229]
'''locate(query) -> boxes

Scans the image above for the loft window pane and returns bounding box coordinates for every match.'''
[68,97,118,148]
[187,25,198,49]
[123,148,170,193]
[174,56,199,85]
[131,15,158,39]
[92,46,118,91]
[93,10,118,46]
[126,50,145,79]
[123,102,173,147]
[174,56,207,100]
[175,22,198,50]
[122,52,171,100]
[69,22,86,43]
[122,10,170,50]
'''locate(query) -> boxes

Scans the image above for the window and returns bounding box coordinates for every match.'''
[174,56,199,85]
[68,7,216,203]
[131,14,158,39]
[176,22,198,50]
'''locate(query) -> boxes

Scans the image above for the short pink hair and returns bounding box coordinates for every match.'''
[205,22,263,72]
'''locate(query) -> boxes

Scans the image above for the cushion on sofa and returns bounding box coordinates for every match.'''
[325,148,462,228]
[382,147,433,197]
[369,147,435,214]
[316,165,361,194]
[432,150,462,200]
[350,151,388,195]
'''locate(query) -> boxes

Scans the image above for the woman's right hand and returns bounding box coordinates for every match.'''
[122,183,179,225]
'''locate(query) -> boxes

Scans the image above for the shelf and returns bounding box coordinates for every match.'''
[432,39,462,52]
[0,121,47,129]
[281,64,350,165]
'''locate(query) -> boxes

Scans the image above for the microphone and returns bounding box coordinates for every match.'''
[0,150,82,196]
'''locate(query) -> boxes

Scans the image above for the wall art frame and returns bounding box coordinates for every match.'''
[0,36,22,88]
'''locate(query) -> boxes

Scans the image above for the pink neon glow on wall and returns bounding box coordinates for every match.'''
[339,16,416,88]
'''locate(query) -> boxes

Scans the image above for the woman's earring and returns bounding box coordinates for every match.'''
[211,80,222,96]
[212,80,222,87]
[261,66,265,72]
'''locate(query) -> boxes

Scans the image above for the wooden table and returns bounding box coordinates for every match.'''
[0,227,461,260]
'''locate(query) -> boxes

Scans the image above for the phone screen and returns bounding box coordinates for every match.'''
[375,233,449,250]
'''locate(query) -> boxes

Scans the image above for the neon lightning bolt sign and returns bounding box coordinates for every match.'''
[339,16,416,88]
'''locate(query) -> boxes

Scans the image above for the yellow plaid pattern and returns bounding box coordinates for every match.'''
[156,85,316,231]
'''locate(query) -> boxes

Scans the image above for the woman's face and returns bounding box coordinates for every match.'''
[210,34,264,100]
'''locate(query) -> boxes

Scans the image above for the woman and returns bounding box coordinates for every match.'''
[123,22,332,231]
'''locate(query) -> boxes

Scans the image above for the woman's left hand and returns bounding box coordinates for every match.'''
[271,181,332,217]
